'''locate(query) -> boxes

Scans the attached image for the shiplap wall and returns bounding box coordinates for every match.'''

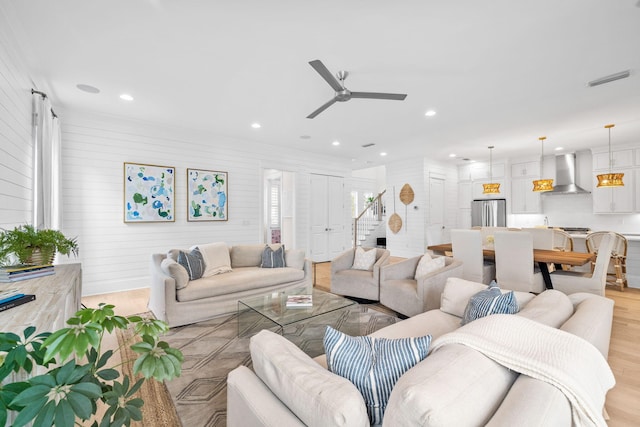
[385,157,458,258]
[59,111,351,295]
[0,11,34,229]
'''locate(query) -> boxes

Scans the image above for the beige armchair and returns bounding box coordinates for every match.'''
[330,247,390,301]
[379,255,463,317]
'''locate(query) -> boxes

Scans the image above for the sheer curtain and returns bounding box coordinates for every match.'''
[32,92,62,230]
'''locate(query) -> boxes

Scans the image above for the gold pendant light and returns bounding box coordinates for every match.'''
[532,136,554,192]
[482,145,500,194]
[596,124,624,187]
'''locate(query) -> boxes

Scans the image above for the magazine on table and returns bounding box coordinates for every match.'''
[286,294,313,307]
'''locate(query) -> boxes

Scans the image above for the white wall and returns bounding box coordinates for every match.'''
[0,9,34,229]
[59,111,352,295]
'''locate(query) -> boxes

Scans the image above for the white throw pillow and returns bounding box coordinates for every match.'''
[192,242,232,277]
[415,254,445,279]
[351,247,376,271]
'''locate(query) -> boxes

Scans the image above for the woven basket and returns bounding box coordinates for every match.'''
[388,213,402,234]
[399,184,414,205]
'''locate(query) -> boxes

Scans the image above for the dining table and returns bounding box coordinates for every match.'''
[426,243,596,290]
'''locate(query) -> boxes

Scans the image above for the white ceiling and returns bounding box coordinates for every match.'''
[6,0,640,169]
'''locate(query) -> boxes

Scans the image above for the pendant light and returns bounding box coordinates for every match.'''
[596,124,624,187]
[532,136,554,192]
[482,145,500,194]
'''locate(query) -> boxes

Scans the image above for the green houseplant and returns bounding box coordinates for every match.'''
[0,225,79,266]
[0,304,184,427]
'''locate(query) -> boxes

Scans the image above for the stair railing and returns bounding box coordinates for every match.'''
[353,190,386,248]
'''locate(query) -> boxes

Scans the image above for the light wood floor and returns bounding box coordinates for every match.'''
[83,262,640,426]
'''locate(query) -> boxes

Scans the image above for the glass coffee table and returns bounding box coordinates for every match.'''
[237,287,356,337]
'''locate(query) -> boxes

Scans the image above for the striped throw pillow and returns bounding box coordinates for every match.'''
[461,280,519,326]
[177,248,204,280]
[261,244,286,268]
[324,326,432,424]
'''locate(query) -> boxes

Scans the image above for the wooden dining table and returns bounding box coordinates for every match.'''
[426,243,596,290]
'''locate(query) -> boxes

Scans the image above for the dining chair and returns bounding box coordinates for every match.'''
[550,232,616,296]
[586,231,627,291]
[493,230,545,293]
[552,229,574,271]
[450,229,495,285]
[521,228,555,250]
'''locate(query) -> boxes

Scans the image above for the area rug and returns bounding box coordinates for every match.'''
[129,304,399,427]
[116,318,183,427]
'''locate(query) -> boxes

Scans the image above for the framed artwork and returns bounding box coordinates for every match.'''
[187,168,228,221]
[123,162,175,222]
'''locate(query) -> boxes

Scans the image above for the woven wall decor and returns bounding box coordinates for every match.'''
[388,186,403,234]
[399,183,414,231]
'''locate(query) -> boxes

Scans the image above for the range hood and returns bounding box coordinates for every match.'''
[545,153,590,195]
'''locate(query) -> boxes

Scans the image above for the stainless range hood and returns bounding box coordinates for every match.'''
[545,153,590,195]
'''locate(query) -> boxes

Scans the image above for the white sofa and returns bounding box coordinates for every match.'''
[227,278,615,426]
[149,244,312,327]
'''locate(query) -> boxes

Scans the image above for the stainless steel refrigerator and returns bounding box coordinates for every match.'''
[471,199,506,227]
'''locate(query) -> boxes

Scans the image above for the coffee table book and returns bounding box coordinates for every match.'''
[0,294,36,312]
[286,294,313,308]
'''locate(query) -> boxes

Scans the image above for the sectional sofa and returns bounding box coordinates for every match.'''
[227,277,615,426]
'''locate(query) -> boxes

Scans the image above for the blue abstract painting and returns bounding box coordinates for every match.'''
[187,168,228,221]
[124,163,175,222]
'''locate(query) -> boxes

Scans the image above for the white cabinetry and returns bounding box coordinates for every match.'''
[593,150,634,170]
[510,160,541,213]
[511,177,541,213]
[511,161,540,178]
[592,170,633,213]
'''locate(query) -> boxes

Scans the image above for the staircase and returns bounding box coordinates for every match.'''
[353,190,386,248]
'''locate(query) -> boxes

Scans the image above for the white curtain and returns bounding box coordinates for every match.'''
[33,93,62,230]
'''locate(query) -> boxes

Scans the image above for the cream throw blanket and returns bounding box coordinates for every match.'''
[430,314,615,427]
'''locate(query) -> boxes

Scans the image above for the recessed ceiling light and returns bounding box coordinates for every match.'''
[555,146,564,151]
[380,152,387,156]
[449,153,456,158]
[119,94,134,101]
[76,84,100,94]
[332,141,340,146]
[425,110,437,117]
[251,123,261,129]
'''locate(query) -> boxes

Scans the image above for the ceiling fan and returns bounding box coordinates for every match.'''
[306,59,407,119]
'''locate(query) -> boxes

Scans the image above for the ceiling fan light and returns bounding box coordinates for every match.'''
[596,173,624,188]
[533,179,554,192]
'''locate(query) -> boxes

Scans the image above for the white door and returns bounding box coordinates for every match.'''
[427,176,446,245]
[310,174,346,262]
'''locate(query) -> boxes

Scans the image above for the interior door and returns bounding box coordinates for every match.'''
[310,174,346,262]
[427,176,446,245]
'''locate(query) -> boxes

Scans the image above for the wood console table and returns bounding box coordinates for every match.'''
[0,263,82,333]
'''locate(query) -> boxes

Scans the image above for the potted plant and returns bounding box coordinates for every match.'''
[0,303,184,427]
[0,225,79,266]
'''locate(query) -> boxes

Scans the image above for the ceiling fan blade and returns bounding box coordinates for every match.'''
[350,92,407,100]
[309,60,344,92]
[307,97,338,119]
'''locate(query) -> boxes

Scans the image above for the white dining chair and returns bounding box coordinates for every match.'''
[494,230,546,293]
[587,231,626,291]
[550,232,616,296]
[521,228,555,250]
[451,229,495,285]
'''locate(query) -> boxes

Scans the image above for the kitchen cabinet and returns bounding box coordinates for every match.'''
[593,149,634,170]
[511,161,540,178]
[592,170,633,213]
[511,177,541,213]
